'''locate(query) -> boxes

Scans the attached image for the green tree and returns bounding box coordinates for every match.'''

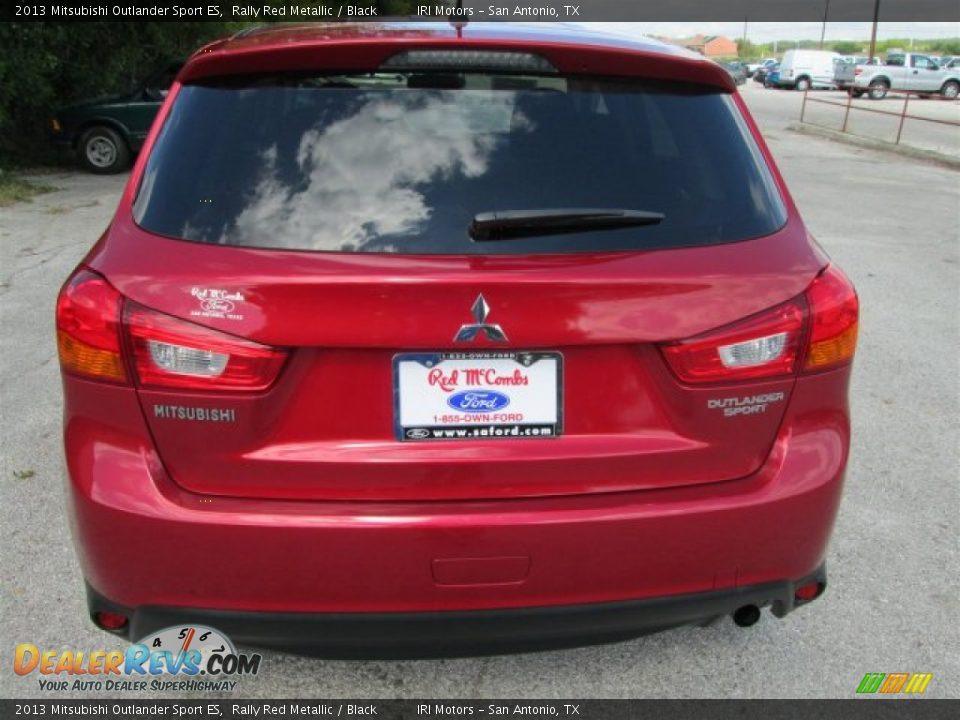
[737,39,759,60]
[927,38,960,54]
[0,2,419,167]
[831,41,863,55]
[0,22,236,166]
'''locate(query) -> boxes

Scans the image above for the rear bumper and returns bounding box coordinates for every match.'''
[89,566,826,658]
[64,369,850,650]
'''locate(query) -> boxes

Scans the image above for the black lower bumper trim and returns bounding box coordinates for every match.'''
[88,565,825,659]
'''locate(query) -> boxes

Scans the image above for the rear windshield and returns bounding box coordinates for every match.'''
[134,72,787,255]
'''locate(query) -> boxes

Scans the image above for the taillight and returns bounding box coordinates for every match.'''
[854,67,863,75]
[660,265,858,384]
[56,269,127,383]
[124,303,286,391]
[661,300,807,384]
[803,266,859,371]
[795,581,824,603]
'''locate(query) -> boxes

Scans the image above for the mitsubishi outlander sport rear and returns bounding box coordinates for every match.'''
[57,23,858,658]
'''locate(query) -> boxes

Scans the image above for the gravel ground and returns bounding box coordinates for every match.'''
[1,86,957,699]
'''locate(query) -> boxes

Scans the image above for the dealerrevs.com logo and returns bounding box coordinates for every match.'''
[856,672,933,695]
[14,625,261,692]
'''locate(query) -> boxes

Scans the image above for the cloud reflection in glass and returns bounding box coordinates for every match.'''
[222,92,514,252]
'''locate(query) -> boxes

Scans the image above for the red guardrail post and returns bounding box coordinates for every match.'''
[796,88,959,140]
[842,89,853,133]
[895,92,910,145]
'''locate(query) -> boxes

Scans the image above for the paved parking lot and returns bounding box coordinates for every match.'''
[1,86,957,699]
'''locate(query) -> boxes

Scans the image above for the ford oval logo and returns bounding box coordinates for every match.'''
[405,428,430,439]
[201,298,235,313]
[447,390,511,412]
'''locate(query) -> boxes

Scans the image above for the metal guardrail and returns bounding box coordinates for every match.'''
[799,87,960,145]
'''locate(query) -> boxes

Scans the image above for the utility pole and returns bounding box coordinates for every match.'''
[820,0,831,49]
[868,0,881,62]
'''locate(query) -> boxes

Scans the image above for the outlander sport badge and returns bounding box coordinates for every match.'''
[454,294,508,342]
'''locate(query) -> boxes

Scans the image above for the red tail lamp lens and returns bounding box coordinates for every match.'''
[56,269,127,383]
[804,266,859,371]
[795,581,824,602]
[660,299,806,384]
[93,611,128,631]
[661,264,858,384]
[124,303,286,392]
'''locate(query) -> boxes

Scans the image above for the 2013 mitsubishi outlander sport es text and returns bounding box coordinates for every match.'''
[56,22,858,658]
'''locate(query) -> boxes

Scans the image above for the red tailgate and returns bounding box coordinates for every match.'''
[91,220,824,501]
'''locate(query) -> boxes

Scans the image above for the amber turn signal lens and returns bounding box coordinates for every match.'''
[56,269,127,384]
[57,330,127,382]
[804,266,859,371]
[806,323,858,369]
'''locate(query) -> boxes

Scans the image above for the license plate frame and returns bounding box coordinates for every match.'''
[392,351,563,442]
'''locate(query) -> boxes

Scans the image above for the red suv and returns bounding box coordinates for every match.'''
[56,23,858,657]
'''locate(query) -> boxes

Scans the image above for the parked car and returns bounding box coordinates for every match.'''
[762,64,782,88]
[748,58,778,78]
[834,58,862,93]
[778,49,841,90]
[835,56,887,94]
[837,55,881,66]
[752,62,776,85]
[720,60,748,85]
[57,23,858,657]
[851,52,960,99]
[50,61,182,174]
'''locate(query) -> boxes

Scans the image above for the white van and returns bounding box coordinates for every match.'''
[779,49,841,90]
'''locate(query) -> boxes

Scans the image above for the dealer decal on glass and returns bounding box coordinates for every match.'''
[393,352,563,441]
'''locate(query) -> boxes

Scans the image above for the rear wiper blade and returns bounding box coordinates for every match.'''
[470,208,665,241]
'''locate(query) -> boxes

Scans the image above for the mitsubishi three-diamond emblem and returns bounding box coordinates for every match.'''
[454,294,508,342]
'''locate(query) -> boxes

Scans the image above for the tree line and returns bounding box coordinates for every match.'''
[0,3,418,167]
[738,37,960,60]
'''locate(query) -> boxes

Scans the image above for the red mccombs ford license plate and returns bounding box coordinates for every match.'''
[393,352,563,441]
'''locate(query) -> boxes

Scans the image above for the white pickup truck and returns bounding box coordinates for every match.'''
[849,52,960,99]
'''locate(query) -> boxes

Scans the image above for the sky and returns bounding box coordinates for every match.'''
[578,22,959,43]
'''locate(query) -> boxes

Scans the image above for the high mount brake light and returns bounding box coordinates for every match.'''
[380,50,557,74]
[125,303,287,392]
[56,269,127,384]
[660,265,858,384]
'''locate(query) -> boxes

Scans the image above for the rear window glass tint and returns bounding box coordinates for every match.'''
[134,73,787,254]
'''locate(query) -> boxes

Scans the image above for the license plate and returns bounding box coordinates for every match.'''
[393,352,563,441]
